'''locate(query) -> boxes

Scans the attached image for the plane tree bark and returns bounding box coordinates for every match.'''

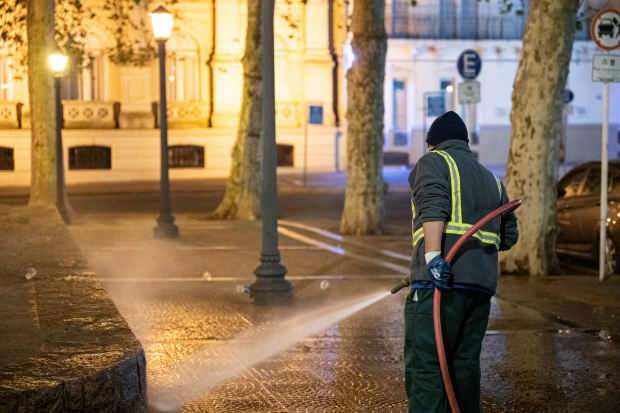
[339,0,387,235]
[27,0,58,208]
[501,0,580,275]
[211,0,263,220]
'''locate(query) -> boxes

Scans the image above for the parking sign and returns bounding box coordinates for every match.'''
[457,50,482,80]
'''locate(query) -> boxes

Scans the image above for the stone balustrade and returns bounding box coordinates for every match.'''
[153,100,209,129]
[63,101,120,129]
[0,102,23,129]
[3,100,303,130]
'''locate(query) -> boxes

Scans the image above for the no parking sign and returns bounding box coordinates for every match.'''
[591,9,620,51]
[590,8,620,281]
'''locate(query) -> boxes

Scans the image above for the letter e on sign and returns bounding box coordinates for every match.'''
[457,50,482,80]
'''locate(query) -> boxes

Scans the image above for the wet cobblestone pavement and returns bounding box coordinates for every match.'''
[97,279,619,413]
[40,187,620,412]
[62,219,620,412]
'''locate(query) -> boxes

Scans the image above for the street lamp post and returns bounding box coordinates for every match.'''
[249,0,292,305]
[49,49,70,224]
[151,6,179,239]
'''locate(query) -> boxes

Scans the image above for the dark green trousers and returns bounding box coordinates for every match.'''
[404,288,491,413]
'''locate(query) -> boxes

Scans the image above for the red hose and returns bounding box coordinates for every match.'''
[434,199,521,413]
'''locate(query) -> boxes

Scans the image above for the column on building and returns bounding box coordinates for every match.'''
[273,0,305,128]
[211,0,245,128]
[384,56,416,152]
[384,62,394,148]
[332,0,348,126]
[303,0,335,127]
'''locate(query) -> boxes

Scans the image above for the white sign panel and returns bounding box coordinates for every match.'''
[458,81,481,104]
[591,9,620,51]
[592,54,620,83]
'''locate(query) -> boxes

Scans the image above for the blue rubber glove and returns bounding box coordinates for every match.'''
[427,255,453,292]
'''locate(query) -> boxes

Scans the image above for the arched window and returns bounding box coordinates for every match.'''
[82,52,105,102]
[166,32,200,102]
[62,32,107,102]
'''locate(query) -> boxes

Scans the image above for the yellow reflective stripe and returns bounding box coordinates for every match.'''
[445,224,500,247]
[494,175,502,200]
[411,198,417,245]
[433,150,462,224]
[413,224,500,248]
[412,228,424,247]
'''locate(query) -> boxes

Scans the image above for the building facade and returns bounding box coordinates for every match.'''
[0,0,346,187]
[0,0,616,188]
[380,0,620,171]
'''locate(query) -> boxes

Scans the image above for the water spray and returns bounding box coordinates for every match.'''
[149,290,390,411]
[391,199,521,413]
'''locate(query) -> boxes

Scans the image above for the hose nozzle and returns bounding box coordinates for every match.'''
[391,276,411,294]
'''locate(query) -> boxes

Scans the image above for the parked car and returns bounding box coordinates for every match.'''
[557,161,620,275]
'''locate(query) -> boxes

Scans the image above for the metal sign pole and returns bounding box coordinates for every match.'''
[457,50,481,144]
[463,99,469,138]
[303,102,308,187]
[590,7,620,281]
[466,103,472,140]
[600,76,610,281]
[423,93,427,155]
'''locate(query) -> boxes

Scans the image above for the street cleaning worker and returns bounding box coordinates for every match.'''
[405,111,519,412]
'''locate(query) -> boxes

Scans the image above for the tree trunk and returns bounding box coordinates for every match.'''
[211,0,262,220]
[501,0,579,276]
[339,0,387,235]
[27,0,58,208]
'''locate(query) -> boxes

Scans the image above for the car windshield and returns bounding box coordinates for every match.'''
[559,168,587,197]
[580,167,620,196]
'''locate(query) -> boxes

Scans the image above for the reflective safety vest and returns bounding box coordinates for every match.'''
[412,150,503,249]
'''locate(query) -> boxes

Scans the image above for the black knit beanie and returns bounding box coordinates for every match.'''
[426,111,469,146]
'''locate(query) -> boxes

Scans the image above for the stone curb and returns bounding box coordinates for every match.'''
[0,205,147,413]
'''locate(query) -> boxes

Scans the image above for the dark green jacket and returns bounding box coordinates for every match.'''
[408,139,518,294]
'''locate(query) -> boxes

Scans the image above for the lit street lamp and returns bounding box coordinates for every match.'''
[151,6,179,239]
[49,48,70,224]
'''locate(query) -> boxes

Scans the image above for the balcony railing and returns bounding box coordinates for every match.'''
[386,4,592,41]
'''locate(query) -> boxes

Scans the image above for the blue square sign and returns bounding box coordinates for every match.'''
[309,105,323,125]
[427,96,445,117]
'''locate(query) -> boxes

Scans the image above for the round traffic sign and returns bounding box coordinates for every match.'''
[457,50,482,80]
[591,8,620,51]
[562,89,574,104]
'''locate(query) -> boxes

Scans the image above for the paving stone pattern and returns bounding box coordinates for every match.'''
[56,187,620,413]
[101,276,620,413]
